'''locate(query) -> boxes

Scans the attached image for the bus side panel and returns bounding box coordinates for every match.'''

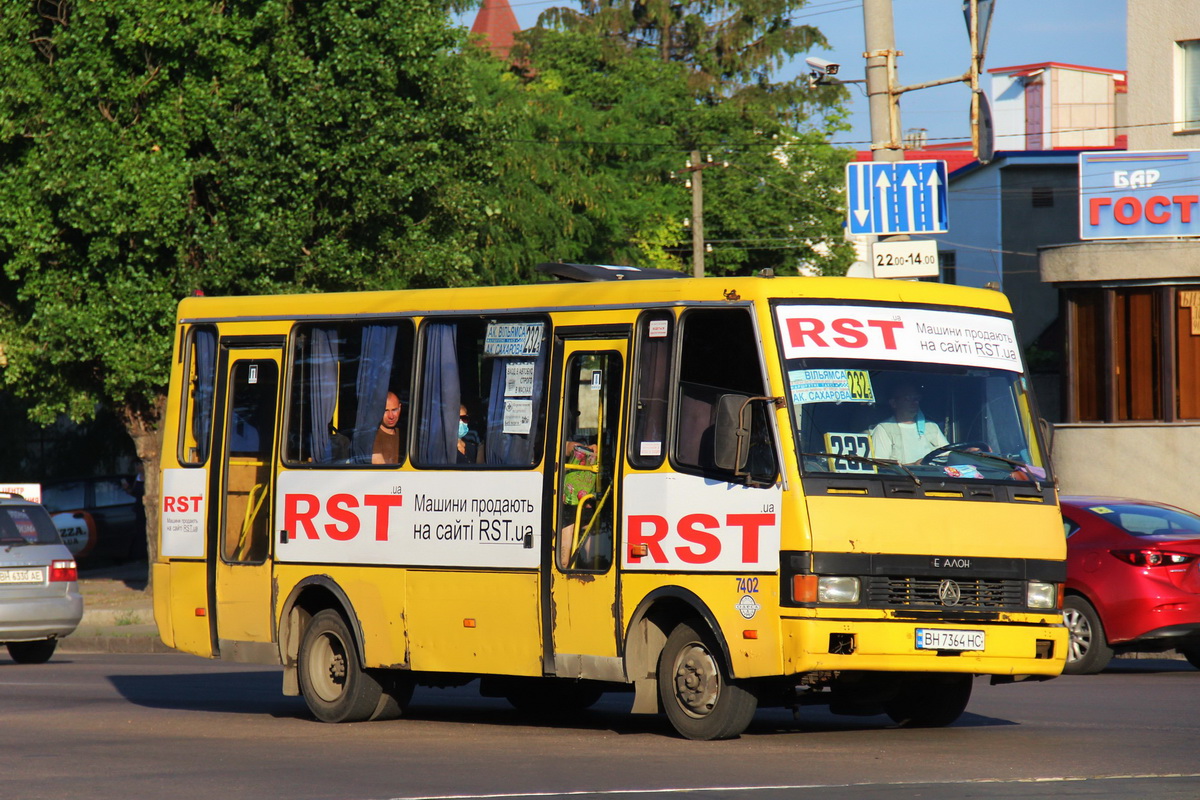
[621,572,785,680]
[406,570,541,676]
[156,560,214,657]
[292,565,409,670]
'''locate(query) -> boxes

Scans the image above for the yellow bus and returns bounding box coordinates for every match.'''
[154,264,1066,739]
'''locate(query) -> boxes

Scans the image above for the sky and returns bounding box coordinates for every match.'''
[460,0,1127,149]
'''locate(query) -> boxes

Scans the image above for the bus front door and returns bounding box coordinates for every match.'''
[208,344,281,660]
[548,337,626,679]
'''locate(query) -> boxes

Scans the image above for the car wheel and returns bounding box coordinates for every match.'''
[1063,596,1113,675]
[658,620,757,740]
[1179,647,1200,670]
[298,609,386,723]
[884,673,973,727]
[7,639,58,664]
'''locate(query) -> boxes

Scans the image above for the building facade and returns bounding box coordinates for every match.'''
[1040,1,1200,510]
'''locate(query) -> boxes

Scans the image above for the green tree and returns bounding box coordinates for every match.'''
[467,29,695,281]
[470,4,853,279]
[0,0,493,558]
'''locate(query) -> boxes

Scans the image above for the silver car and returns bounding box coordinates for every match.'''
[1,493,84,663]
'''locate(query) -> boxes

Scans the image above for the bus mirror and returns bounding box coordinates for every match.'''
[714,394,751,471]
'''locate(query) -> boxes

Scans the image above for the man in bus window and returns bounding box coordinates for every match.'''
[372,392,403,464]
[870,383,947,463]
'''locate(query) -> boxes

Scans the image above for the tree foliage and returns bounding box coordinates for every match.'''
[538,0,835,110]
[0,0,490,430]
[468,3,854,279]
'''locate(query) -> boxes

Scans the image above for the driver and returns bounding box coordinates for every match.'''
[869,383,948,463]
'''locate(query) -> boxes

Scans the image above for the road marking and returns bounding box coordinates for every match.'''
[388,773,1200,800]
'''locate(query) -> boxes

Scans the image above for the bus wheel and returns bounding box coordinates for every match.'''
[884,673,973,728]
[1063,596,1113,675]
[6,639,57,664]
[658,621,757,740]
[299,609,384,723]
[370,670,415,721]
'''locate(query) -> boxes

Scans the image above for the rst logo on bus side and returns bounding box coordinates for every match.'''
[622,474,781,571]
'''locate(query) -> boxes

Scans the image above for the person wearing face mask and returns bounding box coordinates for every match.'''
[870,382,948,463]
[456,404,484,464]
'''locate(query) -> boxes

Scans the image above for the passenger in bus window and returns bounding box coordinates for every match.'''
[457,404,483,464]
[372,392,403,465]
[870,383,948,463]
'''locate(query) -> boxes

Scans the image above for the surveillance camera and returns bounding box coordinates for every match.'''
[805,56,839,76]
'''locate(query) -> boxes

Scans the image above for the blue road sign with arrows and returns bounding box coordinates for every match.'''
[846,160,949,235]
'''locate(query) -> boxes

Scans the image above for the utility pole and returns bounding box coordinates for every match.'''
[690,149,705,278]
[862,0,902,164]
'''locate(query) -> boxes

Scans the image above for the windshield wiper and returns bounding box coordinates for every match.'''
[801,452,923,487]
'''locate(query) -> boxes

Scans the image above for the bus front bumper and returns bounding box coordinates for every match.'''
[779,615,1068,677]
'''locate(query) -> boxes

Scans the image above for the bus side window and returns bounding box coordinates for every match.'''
[179,325,217,466]
[416,317,548,467]
[629,311,673,469]
[284,321,413,467]
[674,309,770,479]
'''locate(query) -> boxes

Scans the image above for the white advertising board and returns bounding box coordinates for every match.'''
[161,468,208,558]
[621,473,781,572]
[775,304,1021,372]
[275,470,542,569]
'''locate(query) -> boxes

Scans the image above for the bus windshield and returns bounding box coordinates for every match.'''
[773,302,1048,486]
[787,361,1048,484]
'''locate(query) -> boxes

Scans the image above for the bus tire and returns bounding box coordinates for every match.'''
[657,620,757,740]
[7,638,57,664]
[1063,596,1113,675]
[370,670,415,721]
[299,609,384,723]
[884,673,973,728]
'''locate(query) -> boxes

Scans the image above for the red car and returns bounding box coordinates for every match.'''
[1061,496,1200,674]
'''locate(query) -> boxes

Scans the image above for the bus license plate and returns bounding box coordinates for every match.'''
[915,628,984,651]
[0,568,45,584]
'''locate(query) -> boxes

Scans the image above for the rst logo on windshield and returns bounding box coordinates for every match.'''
[783,316,904,350]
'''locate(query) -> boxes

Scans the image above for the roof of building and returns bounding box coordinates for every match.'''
[470,0,521,60]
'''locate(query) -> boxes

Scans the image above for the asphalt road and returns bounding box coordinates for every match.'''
[1,653,1197,800]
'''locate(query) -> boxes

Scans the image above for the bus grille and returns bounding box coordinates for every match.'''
[866,576,1024,609]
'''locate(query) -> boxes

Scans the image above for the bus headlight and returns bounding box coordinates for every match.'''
[1026,581,1057,609]
[817,576,861,604]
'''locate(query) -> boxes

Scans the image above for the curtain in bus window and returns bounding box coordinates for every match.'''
[350,324,398,464]
[484,348,547,466]
[419,322,461,464]
[306,327,340,464]
[192,328,217,464]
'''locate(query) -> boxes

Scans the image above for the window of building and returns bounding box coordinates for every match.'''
[414,317,549,468]
[1031,187,1055,208]
[937,250,957,285]
[284,320,414,466]
[1178,39,1200,131]
[1065,286,1200,423]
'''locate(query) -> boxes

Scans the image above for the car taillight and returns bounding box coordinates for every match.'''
[1110,549,1196,567]
[49,559,77,582]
